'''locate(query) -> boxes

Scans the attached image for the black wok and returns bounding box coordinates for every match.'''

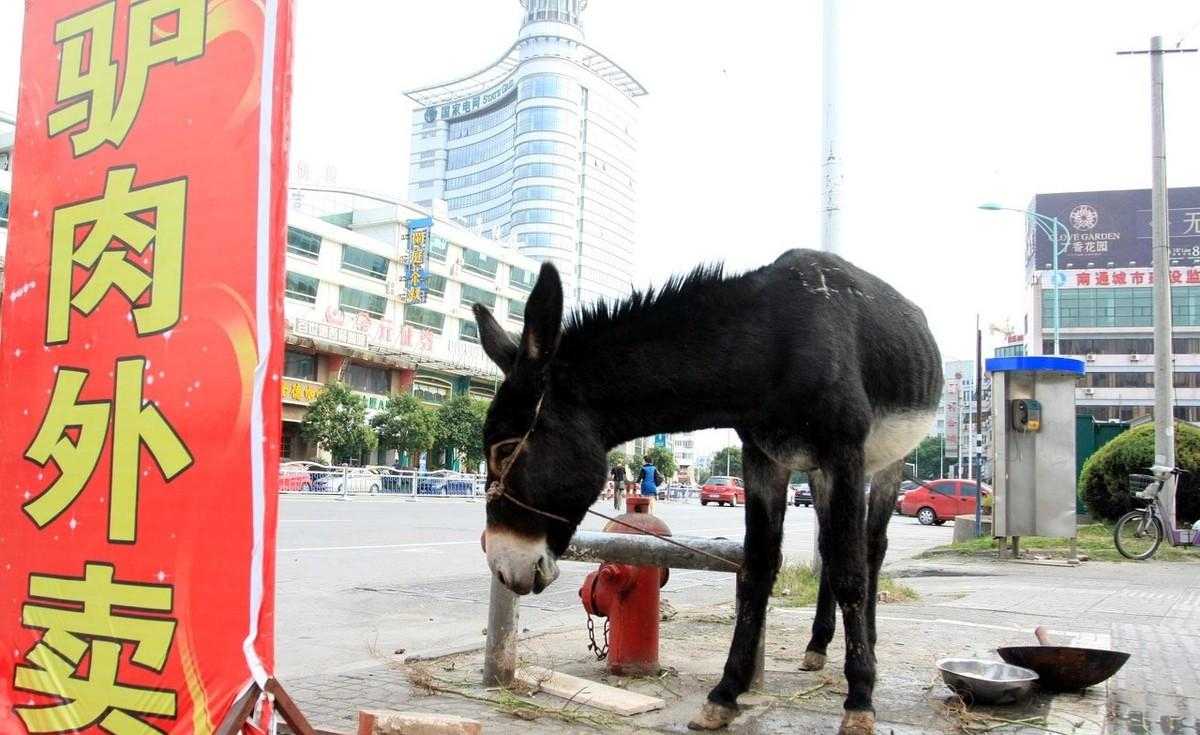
[997,626,1129,692]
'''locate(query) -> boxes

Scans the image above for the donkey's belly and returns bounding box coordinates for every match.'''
[864,410,937,473]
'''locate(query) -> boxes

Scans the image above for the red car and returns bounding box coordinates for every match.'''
[900,479,990,526]
[700,476,745,507]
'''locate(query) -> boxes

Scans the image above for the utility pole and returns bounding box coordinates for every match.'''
[814,0,842,574]
[974,315,984,536]
[1118,38,1196,533]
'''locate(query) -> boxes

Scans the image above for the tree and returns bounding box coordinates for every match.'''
[606,449,629,474]
[710,446,743,478]
[645,446,677,481]
[436,395,490,471]
[300,382,376,464]
[905,436,944,481]
[371,393,439,466]
[1079,421,1199,523]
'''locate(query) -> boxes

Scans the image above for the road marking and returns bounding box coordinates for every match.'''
[278,540,477,553]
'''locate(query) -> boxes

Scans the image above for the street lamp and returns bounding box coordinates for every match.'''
[978,203,1069,355]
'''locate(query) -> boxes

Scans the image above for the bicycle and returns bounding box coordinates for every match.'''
[1113,465,1186,560]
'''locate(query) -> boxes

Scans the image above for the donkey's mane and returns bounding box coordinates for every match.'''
[562,262,727,347]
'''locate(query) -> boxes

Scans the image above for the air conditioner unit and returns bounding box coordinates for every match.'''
[1085,388,1095,396]
[1130,353,1140,362]
[1086,353,1096,362]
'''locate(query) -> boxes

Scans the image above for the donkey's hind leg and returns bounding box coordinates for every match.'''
[802,471,836,671]
[865,461,902,650]
[688,441,789,731]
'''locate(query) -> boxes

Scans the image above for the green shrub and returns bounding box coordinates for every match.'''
[1078,421,1200,524]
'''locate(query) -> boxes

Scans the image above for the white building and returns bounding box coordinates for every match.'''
[279,198,542,465]
[404,0,646,308]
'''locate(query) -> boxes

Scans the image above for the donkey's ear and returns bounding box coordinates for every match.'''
[474,303,518,375]
[520,262,563,365]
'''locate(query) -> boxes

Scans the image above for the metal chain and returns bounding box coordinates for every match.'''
[585,614,609,661]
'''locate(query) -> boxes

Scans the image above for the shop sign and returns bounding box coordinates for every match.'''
[423,78,516,122]
[402,217,432,304]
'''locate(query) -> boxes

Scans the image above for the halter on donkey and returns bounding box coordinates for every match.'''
[475,249,942,735]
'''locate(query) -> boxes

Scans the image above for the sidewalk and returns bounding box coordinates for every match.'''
[281,555,1200,734]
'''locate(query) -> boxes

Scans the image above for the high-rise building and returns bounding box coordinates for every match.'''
[1017,187,1200,424]
[405,0,646,307]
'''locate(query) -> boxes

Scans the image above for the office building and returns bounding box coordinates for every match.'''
[404,0,646,307]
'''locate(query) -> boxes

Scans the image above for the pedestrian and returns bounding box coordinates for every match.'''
[610,461,627,510]
[637,455,663,513]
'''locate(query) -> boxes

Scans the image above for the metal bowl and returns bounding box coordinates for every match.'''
[936,658,1039,705]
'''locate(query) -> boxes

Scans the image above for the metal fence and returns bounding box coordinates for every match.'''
[278,461,486,498]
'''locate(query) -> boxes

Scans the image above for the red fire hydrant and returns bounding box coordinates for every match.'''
[579,495,670,676]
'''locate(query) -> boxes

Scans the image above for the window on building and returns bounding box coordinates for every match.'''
[426,273,448,297]
[508,298,526,321]
[514,162,574,181]
[517,232,573,251]
[462,249,498,278]
[447,98,516,141]
[516,107,577,135]
[447,127,516,170]
[287,227,322,259]
[0,190,9,228]
[285,271,318,304]
[469,387,495,401]
[429,236,450,262]
[338,286,387,318]
[412,378,451,404]
[1174,372,1200,388]
[344,363,390,395]
[283,350,318,381]
[1174,337,1200,354]
[513,185,574,204]
[518,74,578,101]
[1049,337,1155,355]
[459,320,481,343]
[509,267,536,292]
[447,181,512,210]
[341,244,390,281]
[461,284,497,309]
[445,159,513,191]
[515,140,576,160]
[511,208,574,227]
[405,304,445,333]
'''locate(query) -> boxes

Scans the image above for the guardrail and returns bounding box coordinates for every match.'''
[482,531,759,687]
[278,461,486,498]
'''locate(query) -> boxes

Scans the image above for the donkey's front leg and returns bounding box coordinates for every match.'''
[814,448,876,735]
[688,442,788,731]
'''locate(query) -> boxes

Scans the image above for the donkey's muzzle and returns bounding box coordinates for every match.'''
[484,527,560,595]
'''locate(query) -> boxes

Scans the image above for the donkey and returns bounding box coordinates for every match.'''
[474,249,942,734]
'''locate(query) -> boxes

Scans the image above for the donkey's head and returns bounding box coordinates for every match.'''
[474,263,606,594]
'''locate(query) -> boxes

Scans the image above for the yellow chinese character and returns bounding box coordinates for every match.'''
[24,358,193,542]
[406,287,422,303]
[410,248,425,267]
[291,382,305,401]
[47,167,186,345]
[410,270,422,287]
[49,0,206,156]
[410,230,427,247]
[305,385,320,401]
[15,562,176,734]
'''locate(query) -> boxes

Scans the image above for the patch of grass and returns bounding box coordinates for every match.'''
[771,563,918,607]
[923,522,1200,563]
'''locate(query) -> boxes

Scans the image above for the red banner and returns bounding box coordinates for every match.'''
[0,1,292,732]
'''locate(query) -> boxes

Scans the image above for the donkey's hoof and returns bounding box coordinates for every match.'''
[838,710,875,735]
[687,701,738,730]
[800,650,827,671]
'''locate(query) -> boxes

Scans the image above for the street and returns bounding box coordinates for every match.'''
[274,495,952,679]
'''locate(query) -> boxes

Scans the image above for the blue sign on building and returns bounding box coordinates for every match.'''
[654,434,668,448]
[1029,187,1200,271]
[403,217,433,304]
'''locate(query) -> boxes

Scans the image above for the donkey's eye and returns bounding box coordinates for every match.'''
[489,439,522,475]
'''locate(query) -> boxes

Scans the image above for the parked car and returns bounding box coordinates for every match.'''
[791,483,812,507]
[416,469,475,496]
[700,476,745,506]
[278,466,312,493]
[312,467,382,494]
[895,480,919,514]
[899,479,990,525]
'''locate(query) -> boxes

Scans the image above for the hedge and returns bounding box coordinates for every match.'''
[1078,421,1200,524]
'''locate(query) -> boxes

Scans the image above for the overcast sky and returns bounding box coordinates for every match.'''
[2,2,1199,455]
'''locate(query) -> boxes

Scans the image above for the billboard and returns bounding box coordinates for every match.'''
[1030,187,1200,271]
[403,217,432,304]
[0,1,293,732]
